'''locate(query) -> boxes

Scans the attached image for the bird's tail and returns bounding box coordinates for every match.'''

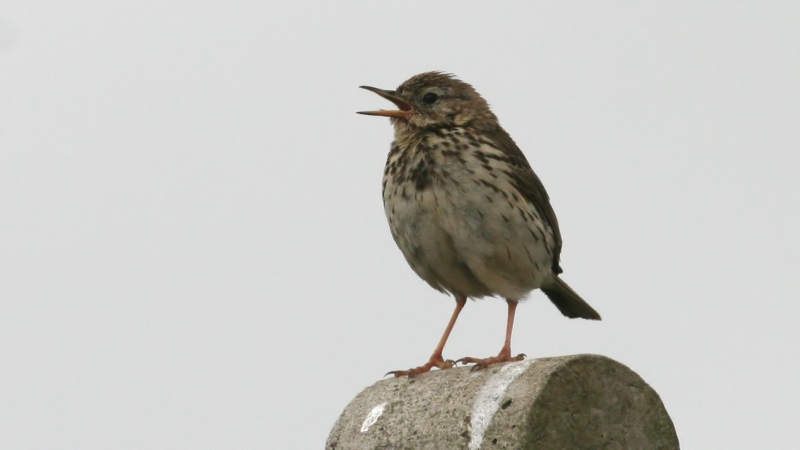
[540,276,601,320]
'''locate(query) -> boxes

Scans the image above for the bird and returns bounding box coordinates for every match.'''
[358,72,600,378]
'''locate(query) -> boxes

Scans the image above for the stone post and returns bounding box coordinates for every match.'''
[326,354,679,449]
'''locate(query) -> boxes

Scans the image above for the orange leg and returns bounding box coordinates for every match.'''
[388,296,467,378]
[457,299,526,370]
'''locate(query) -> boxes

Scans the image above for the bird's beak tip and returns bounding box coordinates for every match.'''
[359,85,414,117]
[357,109,412,118]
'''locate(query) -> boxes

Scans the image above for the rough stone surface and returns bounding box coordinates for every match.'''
[326,354,679,450]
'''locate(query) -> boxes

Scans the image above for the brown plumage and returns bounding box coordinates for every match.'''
[359,72,600,377]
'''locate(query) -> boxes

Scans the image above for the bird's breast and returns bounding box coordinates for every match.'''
[383,129,552,247]
[381,128,557,298]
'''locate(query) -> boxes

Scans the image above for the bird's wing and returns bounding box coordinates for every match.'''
[484,127,563,273]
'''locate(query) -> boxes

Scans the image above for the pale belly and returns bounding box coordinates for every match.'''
[384,172,555,300]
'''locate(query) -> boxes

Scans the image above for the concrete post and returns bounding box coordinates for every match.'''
[326,354,678,449]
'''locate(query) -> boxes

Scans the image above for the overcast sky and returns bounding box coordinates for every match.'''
[1,2,799,449]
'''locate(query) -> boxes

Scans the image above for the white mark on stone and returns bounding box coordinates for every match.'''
[360,401,387,433]
[468,361,534,450]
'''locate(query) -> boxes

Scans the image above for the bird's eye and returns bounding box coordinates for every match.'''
[422,92,439,105]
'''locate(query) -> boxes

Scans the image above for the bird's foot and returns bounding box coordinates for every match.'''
[386,354,455,378]
[456,351,526,371]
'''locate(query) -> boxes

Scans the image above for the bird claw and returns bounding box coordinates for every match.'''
[385,356,455,378]
[456,353,527,371]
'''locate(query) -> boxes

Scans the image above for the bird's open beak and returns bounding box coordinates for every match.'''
[357,86,415,118]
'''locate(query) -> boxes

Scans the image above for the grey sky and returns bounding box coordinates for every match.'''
[1,2,798,449]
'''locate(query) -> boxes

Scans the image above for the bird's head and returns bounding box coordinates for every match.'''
[358,72,499,137]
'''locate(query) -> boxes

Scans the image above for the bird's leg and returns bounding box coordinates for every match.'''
[388,296,467,378]
[457,299,526,370]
